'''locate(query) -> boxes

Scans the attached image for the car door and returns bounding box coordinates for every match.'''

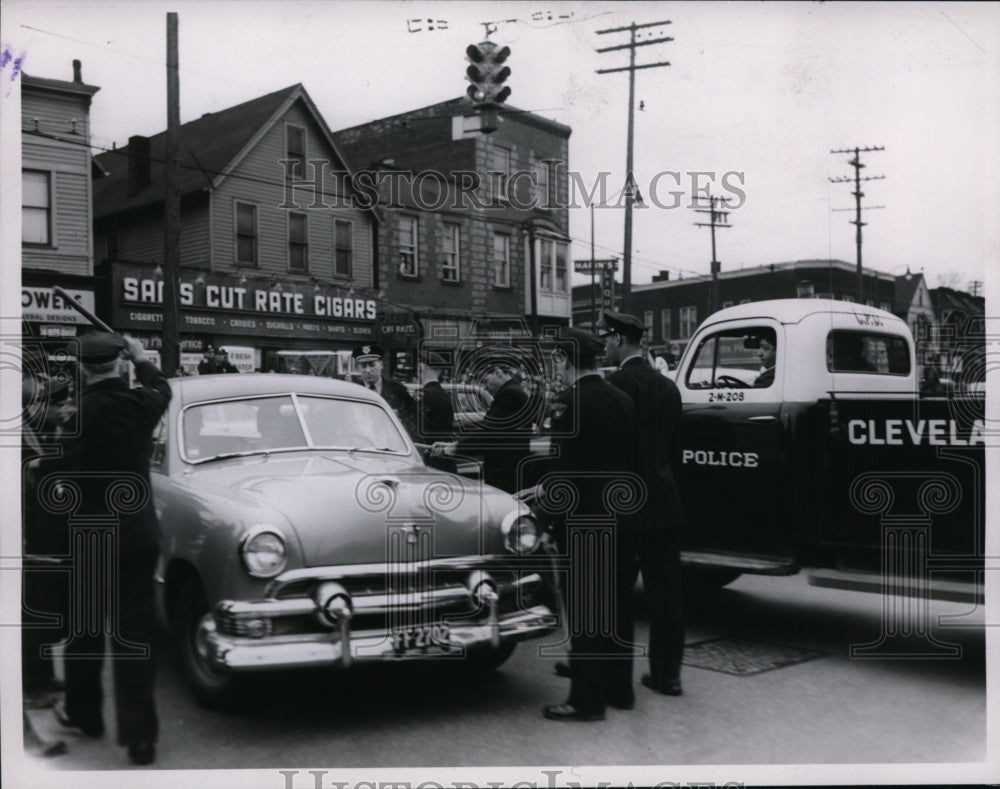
[676,320,791,558]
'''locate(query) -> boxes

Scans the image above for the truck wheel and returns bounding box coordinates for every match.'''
[682,568,742,590]
[173,579,239,709]
[464,641,517,671]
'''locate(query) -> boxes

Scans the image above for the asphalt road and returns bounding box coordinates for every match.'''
[18,571,989,781]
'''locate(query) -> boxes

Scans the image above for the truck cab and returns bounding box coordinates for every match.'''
[672,299,984,601]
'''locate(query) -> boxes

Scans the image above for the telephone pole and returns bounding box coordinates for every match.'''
[596,19,672,314]
[830,146,884,304]
[162,12,181,377]
[693,195,732,314]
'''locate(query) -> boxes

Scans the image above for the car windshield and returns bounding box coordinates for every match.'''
[181,394,409,462]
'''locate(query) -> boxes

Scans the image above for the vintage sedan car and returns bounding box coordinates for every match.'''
[150,374,559,707]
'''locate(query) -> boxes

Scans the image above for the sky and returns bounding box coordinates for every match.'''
[3,0,998,295]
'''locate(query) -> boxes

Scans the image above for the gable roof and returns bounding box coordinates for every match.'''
[893,270,925,312]
[93,84,361,220]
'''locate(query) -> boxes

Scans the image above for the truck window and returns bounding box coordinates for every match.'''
[826,331,910,375]
[685,326,775,389]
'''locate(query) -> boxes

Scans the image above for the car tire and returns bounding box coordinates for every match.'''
[681,567,742,590]
[173,579,240,709]
[463,641,517,671]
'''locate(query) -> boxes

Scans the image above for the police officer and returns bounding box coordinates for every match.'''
[601,311,687,696]
[352,343,417,437]
[197,345,217,375]
[214,348,240,374]
[432,348,533,493]
[47,331,171,765]
[540,327,637,721]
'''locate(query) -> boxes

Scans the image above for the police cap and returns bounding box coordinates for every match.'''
[352,343,385,363]
[600,311,645,340]
[78,331,127,364]
[552,326,604,366]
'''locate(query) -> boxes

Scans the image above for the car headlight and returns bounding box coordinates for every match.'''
[240,525,288,578]
[500,503,540,554]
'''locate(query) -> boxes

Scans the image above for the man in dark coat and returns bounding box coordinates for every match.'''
[415,351,457,473]
[45,331,171,765]
[197,346,218,375]
[415,351,454,442]
[602,311,687,696]
[214,348,240,374]
[540,326,637,721]
[352,343,417,438]
[432,349,533,493]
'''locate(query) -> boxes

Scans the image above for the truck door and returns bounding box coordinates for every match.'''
[676,321,792,559]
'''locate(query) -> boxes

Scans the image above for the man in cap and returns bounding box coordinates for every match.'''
[540,326,637,721]
[44,331,171,764]
[600,310,687,697]
[352,343,417,438]
[432,347,533,493]
[214,348,240,374]
[197,345,218,375]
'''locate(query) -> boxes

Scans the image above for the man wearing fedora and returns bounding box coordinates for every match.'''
[352,343,417,438]
[601,311,687,698]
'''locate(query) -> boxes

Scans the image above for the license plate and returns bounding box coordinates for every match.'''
[391,623,451,654]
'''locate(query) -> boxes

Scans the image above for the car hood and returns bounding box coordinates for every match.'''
[187,451,511,566]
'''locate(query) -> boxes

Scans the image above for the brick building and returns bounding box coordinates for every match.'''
[334,99,572,379]
[578,259,896,359]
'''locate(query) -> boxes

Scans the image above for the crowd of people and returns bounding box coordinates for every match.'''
[20,310,687,767]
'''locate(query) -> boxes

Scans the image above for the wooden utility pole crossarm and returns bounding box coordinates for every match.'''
[596,19,672,315]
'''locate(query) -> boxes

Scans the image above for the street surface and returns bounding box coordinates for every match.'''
[21,572,987,774]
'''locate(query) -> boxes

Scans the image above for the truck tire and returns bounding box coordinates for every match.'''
[173,578,240,709]
[682,568,742,590]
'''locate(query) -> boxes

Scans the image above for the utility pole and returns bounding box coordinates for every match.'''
[596,19,672,315]
[162,12,181,377]
[830,146,884,304]
[590,202,596,330]
[693,195,732,314]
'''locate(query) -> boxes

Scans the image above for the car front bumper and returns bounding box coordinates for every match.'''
[203,563,559,672]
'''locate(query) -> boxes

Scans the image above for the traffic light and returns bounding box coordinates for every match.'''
[465,41,512,108]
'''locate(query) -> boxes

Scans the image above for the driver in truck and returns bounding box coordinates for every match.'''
[752,332,777,388]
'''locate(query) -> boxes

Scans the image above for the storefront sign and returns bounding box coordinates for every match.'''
[112,265,378,340]
[22,287,95,324]
[218,345,256,373]
[378,312,422,348]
